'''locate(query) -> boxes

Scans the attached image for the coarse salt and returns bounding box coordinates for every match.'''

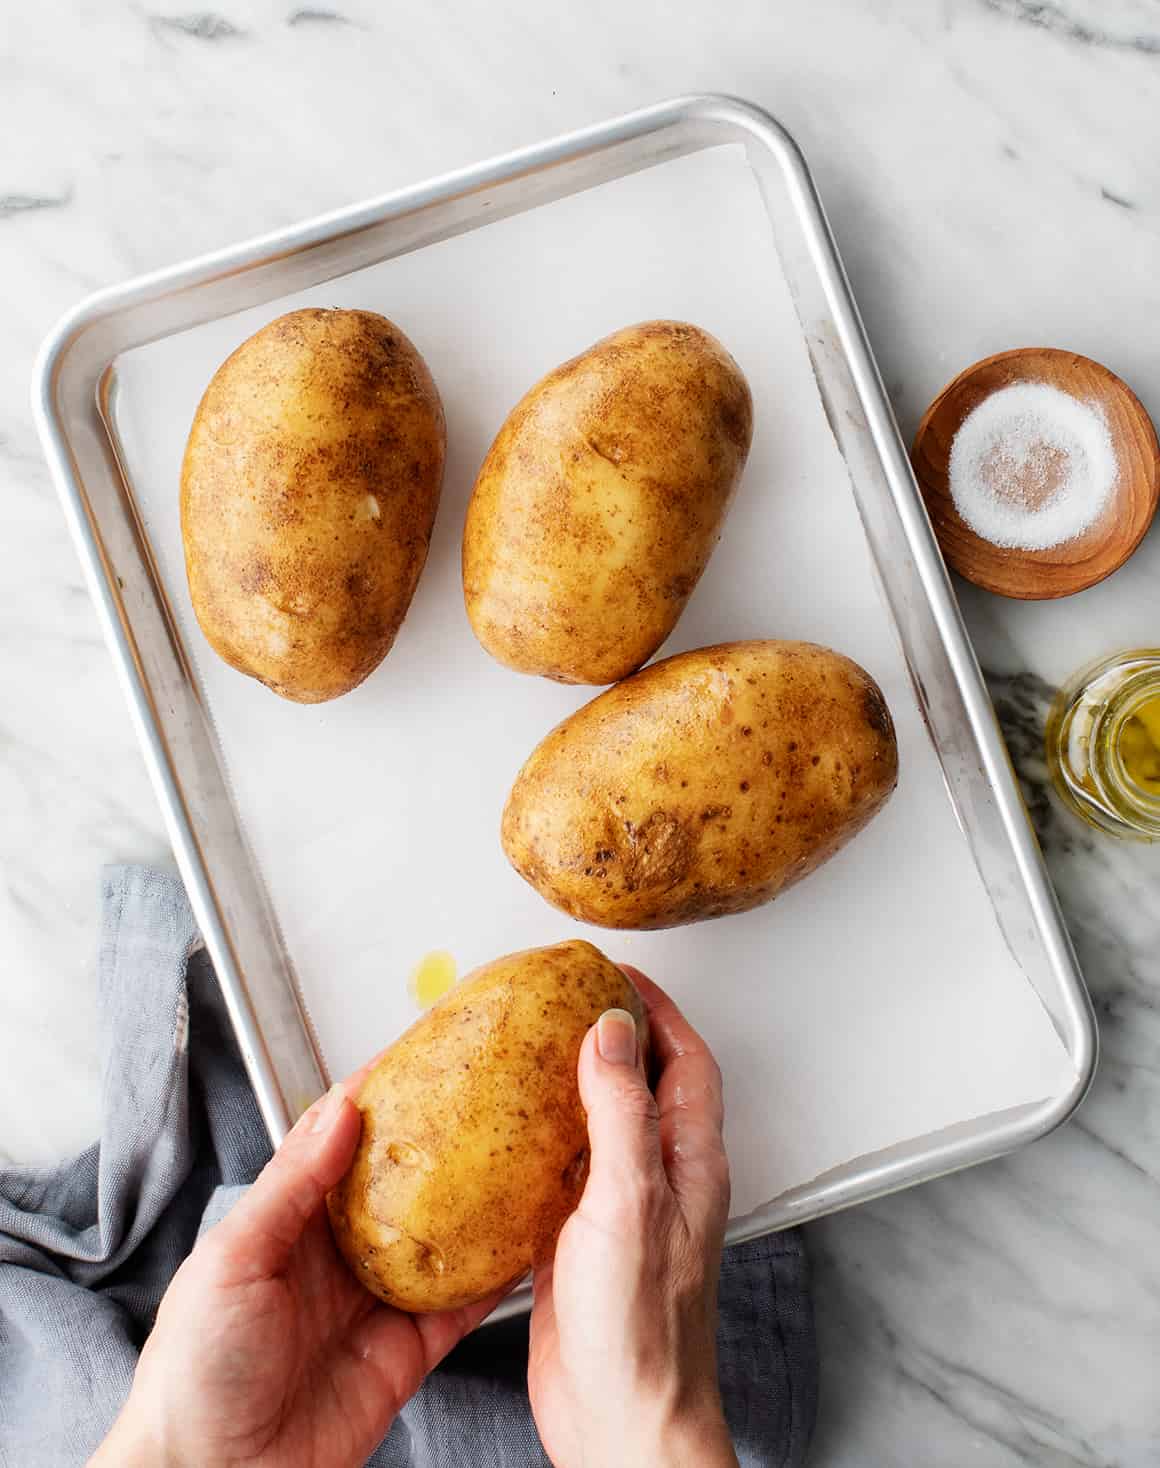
[948,381,1117,551]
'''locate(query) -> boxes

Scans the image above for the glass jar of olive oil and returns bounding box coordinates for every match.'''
[1046,650,1160,841]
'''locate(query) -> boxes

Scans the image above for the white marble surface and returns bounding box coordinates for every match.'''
[2,1,1157,1463]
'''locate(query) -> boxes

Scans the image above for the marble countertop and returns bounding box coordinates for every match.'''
[3,1,1158,1463]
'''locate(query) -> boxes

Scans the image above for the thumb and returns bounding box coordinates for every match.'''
[577,1010,663,1214]
[210,1082,361,1282]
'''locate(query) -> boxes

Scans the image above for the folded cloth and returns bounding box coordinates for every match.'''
[0,866,816,1467]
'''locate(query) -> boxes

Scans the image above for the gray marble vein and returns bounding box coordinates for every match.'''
[981,0,1160,54]
[149,11,246,41]
[286,7,355,26]
[0,190,72,218]
[2,1,1159,1463]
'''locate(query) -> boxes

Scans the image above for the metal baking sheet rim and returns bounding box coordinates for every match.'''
[32,95,1098,1248]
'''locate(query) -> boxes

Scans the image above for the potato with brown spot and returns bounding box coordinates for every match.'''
[501,641,898,929]
[327,941,644,1312]
[181,308,445,703]
[463,321,753,684]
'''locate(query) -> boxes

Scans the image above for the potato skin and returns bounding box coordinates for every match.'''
[181,307,445,703]
[462,320,753,685]
[502,641,898,929]
[327,941,644,1313]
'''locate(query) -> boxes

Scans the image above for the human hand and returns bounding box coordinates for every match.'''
[90,1064,501,1468]
[528,967,737,1468]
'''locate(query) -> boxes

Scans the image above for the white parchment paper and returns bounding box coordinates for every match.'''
[112,145,1076,1215]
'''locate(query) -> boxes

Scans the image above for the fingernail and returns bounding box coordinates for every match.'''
[597,1009,637,1066]
[307,1082,347,1134]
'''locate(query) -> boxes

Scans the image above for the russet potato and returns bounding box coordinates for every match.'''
[327,940,644,1313]
[181,307,445,703]
[462,320,753,685]
[501,640,898,929]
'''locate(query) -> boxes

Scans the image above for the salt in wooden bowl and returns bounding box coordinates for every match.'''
[910,347,1160,599]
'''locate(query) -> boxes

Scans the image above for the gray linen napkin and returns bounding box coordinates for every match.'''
[0,866,816,1467]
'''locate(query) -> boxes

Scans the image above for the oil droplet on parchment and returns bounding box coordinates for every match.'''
[408,950,457,1009]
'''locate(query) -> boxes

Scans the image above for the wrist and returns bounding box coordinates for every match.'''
[89,1403,176,1468]
[618,1391,735,1468]
[654,1404,737,1468]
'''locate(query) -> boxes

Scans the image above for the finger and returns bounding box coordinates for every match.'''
[210,1083,361,1283]
[528,1260,558,1367]
[619,966,725,1128]
[349,1283,511,1401]
[531,1258,555,1309]
[335,1283,509,1449]
[618,967,729,1228]
[576,1009,664,1220]
[413,1283,512,1372]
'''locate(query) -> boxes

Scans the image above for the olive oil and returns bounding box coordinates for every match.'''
[409,950,457,1009]
[1047,651,1160,840]
[1117,694,1160,793]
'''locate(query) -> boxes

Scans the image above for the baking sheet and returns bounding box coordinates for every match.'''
[110,144,1076,1217]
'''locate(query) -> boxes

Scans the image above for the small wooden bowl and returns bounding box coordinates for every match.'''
[911,348,1160,599]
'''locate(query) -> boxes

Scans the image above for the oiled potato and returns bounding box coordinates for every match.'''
[502,640,898,929]
[181,307,445,703]
[327,940,644,1313]
[463,321,753,684]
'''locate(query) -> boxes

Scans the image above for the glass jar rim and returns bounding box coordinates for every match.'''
[1088,666,1160,831]
[1046,649,1160,842]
